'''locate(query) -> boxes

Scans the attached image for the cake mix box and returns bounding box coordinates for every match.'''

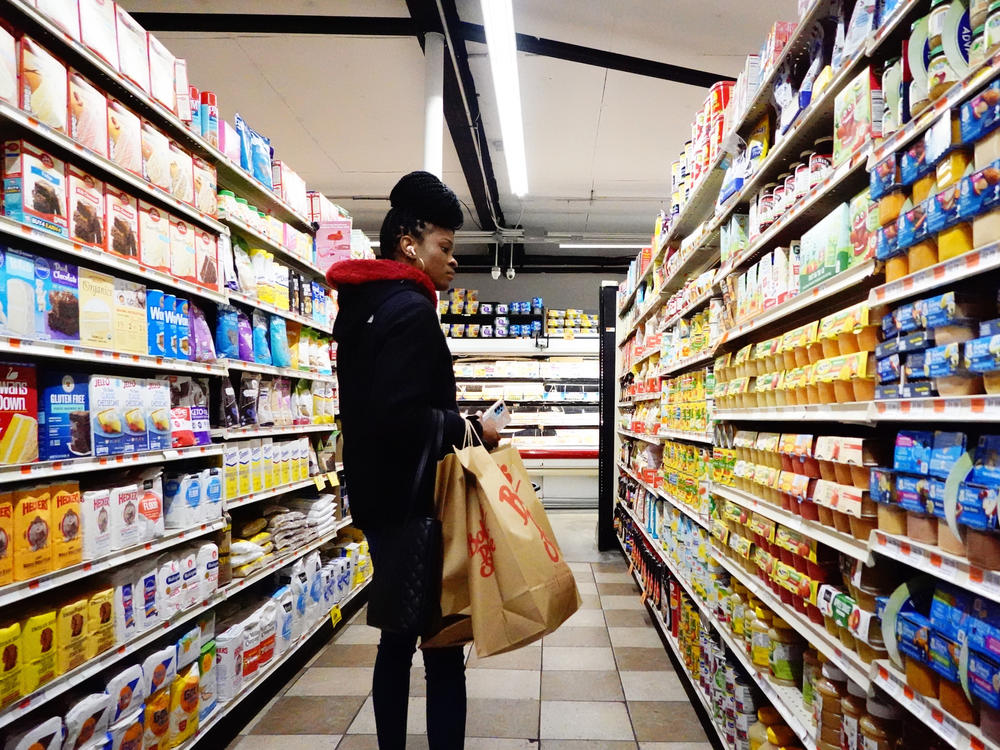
[108,99,141,175]
[0,26,14,107]
[4,140,68,237]
[138,200,171,271]
[115,6,150,93]
[68,70,107,156]
[34,258,79,343]
[38,371,90,461]
[89,374,125,457]
[113,278,148,356]
[0,491,12,585]
[67,164,105,249]
[78,267,114,349]
[170,217,197,283]
[121,377,149,454]
[4,248,37,338]
[195,228,218,290]
[106,185,138,259]
[192,157,217,217]
[141,121,171,191]
[145,377,172,451]
[168,141,194,205]
[18,37,68,133]
[36,0,81,40]
[148,35,177,112]
[0,361,38,466]
[13,483,51,581]
[271,161,307,216]
[51,481,82,569]
[79,0,119,69]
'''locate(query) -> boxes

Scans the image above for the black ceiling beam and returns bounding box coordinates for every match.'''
[129,13,417,36]
[460,22,731,88]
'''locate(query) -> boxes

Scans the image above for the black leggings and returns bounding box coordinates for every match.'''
[373,630,466,749]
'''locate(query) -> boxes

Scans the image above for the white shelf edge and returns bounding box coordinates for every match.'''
[228,290,333,334]
[868,241,1000,308]
[213,423,337,440]
[222,215,326,280]
[219,359,336,383]
[714,403,873,423]
[658,350,715,378]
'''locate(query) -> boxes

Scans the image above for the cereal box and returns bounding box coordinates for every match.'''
[39,372,89,461]
[121,377,149,453]
[138,200,171,271]
[170,217,197,283]
[0,621,20,708]
[79,0,119,69]
[68,70,107,156]
[0,491,11,585]
[4,140,68,237]
[148,35,177,112]
[107,99,141,175]
[192,157,217,217]
[55,596,87,674]
[67,164,105,248]
[89,374,125,457]
[0,361,37,466]
[20,608,57,693]
[115,6,150,93]
[168,141,194,205]
[51,481,81,568]
[13,483,51,581]
[35,259,80,343]
[85,586,115,658]
[0,26,13,106]
[141,121,171,191]
[78,267,114,349]
[195,229,218,290]
[18,37,68,133]
[113,278,148,356]
[3,249,35,338]
[106,185,138,259]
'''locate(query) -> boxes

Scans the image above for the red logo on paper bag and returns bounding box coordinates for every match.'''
[498,464,560,563]
[468,511,496,578]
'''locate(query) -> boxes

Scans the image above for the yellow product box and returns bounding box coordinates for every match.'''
[223,445,238,501]
[0,621,20,708]
[261,438,274,490]
[20,608,57,694]
[0,491,12,585]
[237,441,251,497]
[56,597,88,674]
[51,481,82,569]
[78,267,115,349]
[113,278,148,355]
[250,439,263,493]
[13,484,52,581]
[85,587,116,659]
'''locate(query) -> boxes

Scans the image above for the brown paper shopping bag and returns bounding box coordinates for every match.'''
[458,443,581,657]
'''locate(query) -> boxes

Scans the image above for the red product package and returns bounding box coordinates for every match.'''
[66,163,105,249]
[0,361,38,466]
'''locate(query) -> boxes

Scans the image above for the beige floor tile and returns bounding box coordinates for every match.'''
[574,581,598,597]
[540,700,634,740]
[335,625,382,645]
[613,647,675,672]
[592,561,628,573]
[232,736,343,750]
[594,571,637,584]
[598,582,641,596]
[608,626,664,648]
[335,737,429,750]
[465,698,540,739]
[311,644,379,668]
[562,608,606,628]
[541,670,626,701]
[543,627,611,647]
[251,696,366,735]
[286,667,373,696]
[467,644,542,670]
[619,671,689,701]
[628,701,710,743]
[567,562,593,573]
[543,646,617,671]
[603,610,654,628]
[600,595,645,610]
[542,742,637,750]
[578,595,603,610]
[347,696,427,735]
[466,668,541,699]
[465,741,538,749]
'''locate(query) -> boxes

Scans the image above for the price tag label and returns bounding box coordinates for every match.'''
[326,471,340,487]
[329,606,342,628]
[313,475,326,490]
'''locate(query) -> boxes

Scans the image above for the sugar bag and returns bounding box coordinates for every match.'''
[238,372,259,426]
[141,646,177,698]
[156,554,182,621]
[236,311,254,362]
[214,624,243,702]
[200,468,222,523]
[105,664,144,724]
[270,315,290,368]
[198,640,216,721]
[305,551,324,622]
[111,566,139,643]
[252,310,271,365]
[290,559,308,639]
[168,661,199,746]
[163,472,201,529]
[107,710,143,750]
[272,586,293,657]
[63,692,111,750]
[80,489,111,561]
[188,303,216,364]
[4,715,62,750]
[133,557,159,630]
[194,541,219,600]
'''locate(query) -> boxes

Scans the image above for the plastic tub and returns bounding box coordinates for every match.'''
[807,602,824,625]
[877,503,908,534]
[851,514,878,541]
[818,460,837,482]
[808,342,825,363]
[822,338,841,359]
[834,462,853,486]
[853,377,876,402]
[886,254,909,282]
[907,512,939,544]
[850,464,871,489]
[817,504,836,527]
[856,638,889,665]
[939,523,968,557]
[967,528,1000,569]
[908,239,939,274]
[834,379,854,403]
[818,380,837,404]
[905,657,939,698]
[833,511,853,535]
[799,499,820,522]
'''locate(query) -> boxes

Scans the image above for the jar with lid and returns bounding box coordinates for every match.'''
[783,171,799,212]
[217,189,237,218]
[910,23,932,117]
[928,0,951,51]
[772,182,787,220]
[813,662,848,738]
[759,724,798,750]
[971,25,988,69]
[748,707,782,750]
[801,648,820,706]
[768,616,805,686]
[928,46,957,101]
[811,138,834,187]
[730,584,747,640]
[758,184,776,232]
[860,694,905,750]
[988,2,1000,55]
[795,151,813,199]
[733,673,758,715]
[974,0,992,27]
[840,680,867,750]
[750,607,773,671]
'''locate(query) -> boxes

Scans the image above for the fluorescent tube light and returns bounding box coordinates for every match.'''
[480,0,529,197]
[558,243,648,249]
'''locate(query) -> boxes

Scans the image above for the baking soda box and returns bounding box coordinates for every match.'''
[0,361,37,466]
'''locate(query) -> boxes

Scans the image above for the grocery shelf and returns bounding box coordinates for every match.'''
[661,288,715,333]
[228,290,333,334]
[448,338,601,358]
[870,529,1000,606]
[715,402,873,423]
[710,483,869,562]
[0,99,225,234]
[871,659,998,750]
[2,0,313,232]
[617,428,665,445]
[712,545,872,690]
[632,392,661,403]
[714,260,879,351]
[868,241,1000,308]
[623,344,662,375]
[508,413,599,428]
[618,245,664,316]
[658,350,715,378]
[617,400,634,408]
[461,398,598,406]
[222,215,326,280]
[661,243,722,304]
[0,519,225,609]
[220,359,336,383]
[656,427,713,445]
[618,462,710,532]
[665,161,728,246]
[870,396,1000,422]
[225,476,339,511]
[212,423,337,440]
[0,214,229,307]
[182,575,371,749]
[0,443,223,487]
[865,0,924,56]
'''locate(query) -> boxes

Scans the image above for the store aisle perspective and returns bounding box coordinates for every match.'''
[227,511,714,749]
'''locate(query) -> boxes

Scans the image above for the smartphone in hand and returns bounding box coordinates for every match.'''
[481,399,512,431]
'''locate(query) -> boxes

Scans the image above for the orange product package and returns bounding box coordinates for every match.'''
[51,481,82,569]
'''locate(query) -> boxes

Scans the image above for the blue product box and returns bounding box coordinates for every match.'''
[162,294,177,359]
[930,431,967,479]
[38,371,90,460]
[925,114,955,166]
[969,649,1000,710]
[900,138,933,186]
[927,184,962,234]
[897,473,934,514]
[121,377,148,454]
[34,258,79,342]
[904,351,927,381]
[919,292,976,329]
[960,80,1000,144]
[981,318,1000,337]
[958,162,1000,219]
[882,311,899,339]
[174,298,191,360]
[930,584,976,644]
[147,289,166,357]
[876,384,902,399]
[876,382,938,399]
[896,200,929,250]
[145,378,170,452]
[900,330,936,354]
[870,153,900,200]
[89,374,125,457]
[5,248,36,337]
[930,631,961,682]
[870,467,896,503]
[876,224,900,261]
[972,435,1000,485]
[892,302,922,335]
[958,482,1000,530]
[877,354,901,383]
[876,337,900,360]
[894,431,933,474]
[965,335,1000,373]
[926,344,964,377]
[897,610,934,665]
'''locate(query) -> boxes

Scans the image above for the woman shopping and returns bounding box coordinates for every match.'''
[327,171,499,749]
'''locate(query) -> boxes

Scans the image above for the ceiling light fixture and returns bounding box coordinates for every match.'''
[558,243,649,250]
[480,0,529,197]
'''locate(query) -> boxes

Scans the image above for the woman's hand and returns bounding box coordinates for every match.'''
[480,420,501,450]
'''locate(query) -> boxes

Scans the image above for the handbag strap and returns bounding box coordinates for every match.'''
[406,407,445,521]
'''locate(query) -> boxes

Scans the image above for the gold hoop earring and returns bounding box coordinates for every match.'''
[417,257,426,271]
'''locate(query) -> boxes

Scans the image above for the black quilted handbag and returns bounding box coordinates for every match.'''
[366,409,445,635]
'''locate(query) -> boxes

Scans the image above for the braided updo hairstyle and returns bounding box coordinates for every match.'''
[379,171,464,260]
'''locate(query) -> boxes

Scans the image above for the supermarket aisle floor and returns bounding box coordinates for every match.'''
[229,512,713,750]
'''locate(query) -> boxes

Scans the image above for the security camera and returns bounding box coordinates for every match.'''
[491,266,501,280]
[506,267,516,280]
